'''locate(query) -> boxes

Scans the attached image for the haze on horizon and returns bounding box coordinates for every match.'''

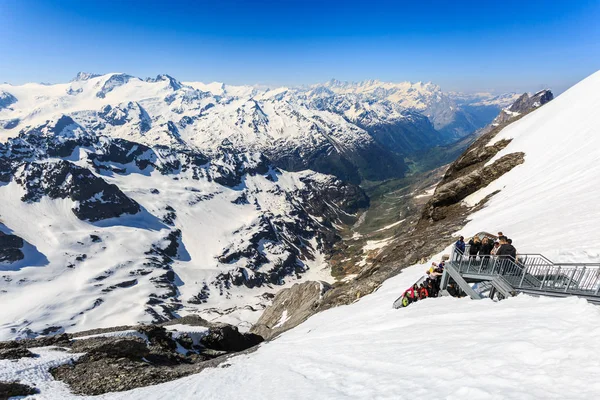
[1,0,599,94]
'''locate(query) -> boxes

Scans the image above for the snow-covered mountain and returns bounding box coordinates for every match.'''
[0,74,511,184]
[0,113,369,339]
[3,70,600,400]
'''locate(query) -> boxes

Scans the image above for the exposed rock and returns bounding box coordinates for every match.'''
[0,232,25,264]
[251,280,331,340]
[492,90,553,126]
[15,160,140,222]
[200,324,263,352]
[425,152,524,221]
[0,333,71,349]
[0,233,24,249]
[160,315,211,327]
[89,234,102,243]
[45,321,261,395]
[138,325,176,351]
[74,338,149,360]
[0,346,36,360]
[0,381,39,398]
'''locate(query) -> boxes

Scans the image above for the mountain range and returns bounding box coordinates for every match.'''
[1,73,519,184]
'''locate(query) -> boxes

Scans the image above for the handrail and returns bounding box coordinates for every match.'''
[450,245,600,298]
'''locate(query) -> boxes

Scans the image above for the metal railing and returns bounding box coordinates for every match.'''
[450,247,600,298]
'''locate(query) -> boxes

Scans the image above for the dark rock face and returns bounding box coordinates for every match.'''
[425,152,524,221]
[0,381,39,398]
[0,232,25,263]
[0,118,19,130]
[138,325,176,351]
[0,234,24,249]
[0,346,36,360]
[200,324,263,352]
[15,160,141,222]
[81,338,150,360]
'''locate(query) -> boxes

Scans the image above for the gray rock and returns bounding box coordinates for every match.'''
[0,381,39,398]
[251,281,331,340]
[0,347,36,360]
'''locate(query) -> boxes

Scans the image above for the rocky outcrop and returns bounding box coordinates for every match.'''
[0,346,35,360]
[45,321,263,395]
[200,324,263,352]
[15,160,141,222]
[0,381,39,398]
[251,281,331,340]
[0,231,25,263]
[424,152,524,221]
[0,318,262,396]
[492,90,553,126]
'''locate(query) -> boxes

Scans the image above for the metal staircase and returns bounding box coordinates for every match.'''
[444,247,600,304]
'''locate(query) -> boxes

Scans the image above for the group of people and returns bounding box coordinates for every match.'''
[397,231,519,308]
[455,231,517,261]
[399,260,447,307]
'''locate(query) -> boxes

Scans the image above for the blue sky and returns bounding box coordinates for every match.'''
[1,0,599,93]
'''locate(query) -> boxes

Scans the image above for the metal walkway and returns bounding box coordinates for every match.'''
[443,248,600,304]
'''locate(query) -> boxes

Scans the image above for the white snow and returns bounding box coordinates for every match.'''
[272,310,289,328]
[414,187,435,199]
[362,238,393,251]
[374,219,405,232]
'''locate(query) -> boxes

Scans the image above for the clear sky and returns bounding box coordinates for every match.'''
[1,0,599,93]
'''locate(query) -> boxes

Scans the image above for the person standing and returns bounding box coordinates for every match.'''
[468,236,482,258]
[455,236,466,253]
[480,237,494,267]
[497,236,517,260]
[491,242,500,255]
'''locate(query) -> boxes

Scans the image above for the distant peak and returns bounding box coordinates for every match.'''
[72,72,101,82]
[146,74,182,91]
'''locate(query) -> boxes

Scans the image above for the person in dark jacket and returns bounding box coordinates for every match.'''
[479,237,494,267]
[468,236,482,258]
[496,236,517,260]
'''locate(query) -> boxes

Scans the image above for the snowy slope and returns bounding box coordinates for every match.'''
[3,264,600,399]
[460,71,600,263]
